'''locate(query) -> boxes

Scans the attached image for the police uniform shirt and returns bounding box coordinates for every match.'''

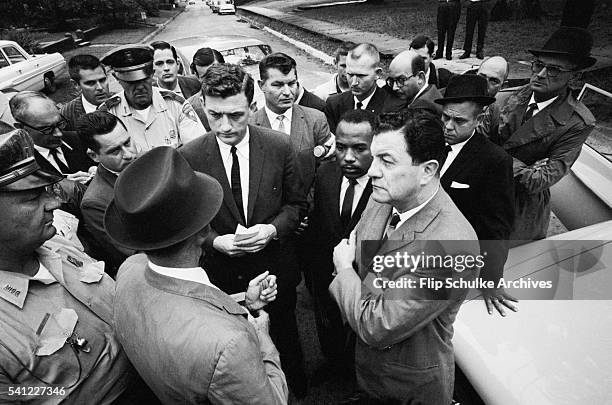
[0,235,133,404]
[100,86,205,152]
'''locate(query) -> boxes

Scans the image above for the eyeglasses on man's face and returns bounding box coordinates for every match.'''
[18,117,68,136]
[386,72,419,89]
[530,60,573,78]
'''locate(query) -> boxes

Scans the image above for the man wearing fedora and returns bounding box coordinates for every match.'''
[107,146,288,405]
[99,44,205,152]
[436,74,516,316]
[0,129,136,403]
[179,63,309,398]
[494,27,596,242]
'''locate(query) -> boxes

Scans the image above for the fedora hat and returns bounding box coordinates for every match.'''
[0,129,63,191]
[104,146,223,250]
[528,27,596,70]
[434,74,495,106]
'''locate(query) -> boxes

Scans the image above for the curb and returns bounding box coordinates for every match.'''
[140,8,186,44]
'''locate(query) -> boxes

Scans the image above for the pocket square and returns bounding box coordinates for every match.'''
[450,181,470,189]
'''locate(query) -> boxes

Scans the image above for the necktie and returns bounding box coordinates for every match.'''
[522,102,538,124]
[340,178,357,230]
[356,101,363,110]
[49,148,69,174]
[230,146,246,224]
[276,114,286,134]
[382,212,401,242]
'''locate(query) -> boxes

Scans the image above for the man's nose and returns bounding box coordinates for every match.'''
[344,149,356,162]
[53,127,63,137]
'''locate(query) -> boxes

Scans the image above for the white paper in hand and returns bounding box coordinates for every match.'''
[235,224,259,242]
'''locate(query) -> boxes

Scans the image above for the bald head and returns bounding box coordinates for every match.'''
[9,92,64,149]
[477,56,509,97]
[387,50,426,101]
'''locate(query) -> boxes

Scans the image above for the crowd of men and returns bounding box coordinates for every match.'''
[0,25,597,405]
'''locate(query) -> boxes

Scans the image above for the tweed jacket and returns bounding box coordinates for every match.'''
[382,84,443,116]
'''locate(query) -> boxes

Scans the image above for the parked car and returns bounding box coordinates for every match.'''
[452,83,612,405]
[218,2,236,15]
[0,40,66,93]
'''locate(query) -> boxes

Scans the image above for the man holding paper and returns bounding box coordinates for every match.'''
[180,63,309,398]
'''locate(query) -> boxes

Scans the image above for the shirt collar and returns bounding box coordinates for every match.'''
[148,261,218,290]
[264,105,293,126]
[354,87,376,109]
[449,130,475,153]
[216,126,250,158]
[343,173,369,188]
[528,93,558,112]
[81,95,98,113]
[295,85,305,104]
[393,185,439,227]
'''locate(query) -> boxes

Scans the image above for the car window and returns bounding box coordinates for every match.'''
[0,51,9,68]
[2,46,27,64]
[222,46,267,66]
[578,84,612,164]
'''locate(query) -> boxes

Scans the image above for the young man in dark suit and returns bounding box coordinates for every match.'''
[179,63,309,399]
[436,75,516,316]
[324,43,388,134]
[151,40,202,99]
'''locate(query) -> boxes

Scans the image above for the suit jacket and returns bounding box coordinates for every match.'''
[428,63,439,87]
[34,128,95,174]
[382,84,443,116]
[179,126,308,293]
[495,85,595,240]
[114,254,288,405]
[441,132,515,283]
[81,165,134,275]
[325,86,388,133]
[329,188,478,404]
[187,93,210,131]
[178,75,202,99]
[298,88,326,112]
[250,104,331,192]
[60,96,86,133]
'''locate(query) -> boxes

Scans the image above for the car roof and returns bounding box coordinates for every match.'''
[170,35,265,52]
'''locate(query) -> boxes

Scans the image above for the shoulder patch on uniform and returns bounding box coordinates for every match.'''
[98,95,121,111]
[159,89,186,104]
[181,100,200,123]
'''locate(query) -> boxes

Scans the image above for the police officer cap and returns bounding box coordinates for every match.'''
[101,44,154,82]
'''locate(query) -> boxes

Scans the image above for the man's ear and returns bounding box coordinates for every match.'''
[258,79,264,91]
[70,79,80,92]
[421,159,440,184]
[86,148,100,163]
[375,67,383,78]
[417,71,427,86]
[249,101,258,113]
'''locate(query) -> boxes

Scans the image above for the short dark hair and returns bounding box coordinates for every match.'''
[333,42,356,63]
[201,63,255,104]
[76,111,126,153]
[150,41,178,61]
[411,54,426,76]
[376,109,446,169]
[193,47,225,66]
[338,109,378,133]
[410,35,435,56]
[68,54,105,82]
[259,52,297,82]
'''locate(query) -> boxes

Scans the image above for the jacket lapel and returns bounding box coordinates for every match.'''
[343,178,372,237]
[441,132,484,186]
[247,126,264,225]
[205,136,243,224]
[252,108,272,128]
[290,105,307,150]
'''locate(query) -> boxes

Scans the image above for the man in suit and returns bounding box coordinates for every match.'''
[151,40,202,99]
[459,0,491,60]
[10,91,94,183]
[79,111,137,277]
[107,146,287,405]
[436,75,516,316]
[61,54,111,133]
[306,109,375,367]
[476,56,509,137]
[435,0,461,60]
[251,52,332,198]
[330,109,479,404]
[382,50,443,116]
[409,35,439,87]
[325,43,388,134]
[295,82,326,112]
[179,63,309,398]
[313,42,354,101]
[495,27,596,241]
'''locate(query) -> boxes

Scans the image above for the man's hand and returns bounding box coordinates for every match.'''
[295,216,309,236]
[66,171,93,184]
[245,271,278,311]
[333,230,356,276]
[248,309,270,335]
[212,234,246,257]
[233,224,277,253]
[481,287,519,316]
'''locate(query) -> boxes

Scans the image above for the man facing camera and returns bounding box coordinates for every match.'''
[330,110,478,404]
[151,40,202,99]
[179,64,308,398]
[108,146,287,405]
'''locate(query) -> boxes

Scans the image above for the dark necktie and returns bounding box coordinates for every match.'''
[356,101,363,110]
[49,148,69,174]
[522,102,538,124]
[382,212,401,243]
[230,146,246,224]
[340,178,358,230]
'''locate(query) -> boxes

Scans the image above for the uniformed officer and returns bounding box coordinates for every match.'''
[99,44,205,152]
[0,129,141,403]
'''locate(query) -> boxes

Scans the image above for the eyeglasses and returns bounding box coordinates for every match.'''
[386,72,418,89]
[531,60,573,78]
[18,117,68,136]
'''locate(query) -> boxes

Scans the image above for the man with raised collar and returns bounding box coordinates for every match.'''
[435,74,516,316]
[179,63,309,399]
[324,43,388,134]
[79,111,138,276]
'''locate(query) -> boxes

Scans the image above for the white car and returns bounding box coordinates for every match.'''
[0,40,66,93]
[452,83,612,405]
[218,3,236,15]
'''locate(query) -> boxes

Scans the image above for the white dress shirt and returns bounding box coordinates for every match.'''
[527,94,558,117]
[148,261,219,290]
[440,130,475,176]
[81,95,98,114]
[264,106,293,134]
[216,128,250,217]
[34,145,69,173]
[354,88,376,110]
[393,185,439,231]
[339,174,369,215]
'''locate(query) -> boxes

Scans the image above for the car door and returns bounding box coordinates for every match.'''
[0,44,38,91]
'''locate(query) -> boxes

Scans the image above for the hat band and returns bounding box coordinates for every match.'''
[0,157,39,188]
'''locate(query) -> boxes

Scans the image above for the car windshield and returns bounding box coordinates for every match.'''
[578,84,612,163]
[222,46,267,66]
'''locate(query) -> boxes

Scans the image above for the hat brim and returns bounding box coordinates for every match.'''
[1,160,63,192]
[103,172,223,251]
[528,49,597,70]
[434,95,496,106]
